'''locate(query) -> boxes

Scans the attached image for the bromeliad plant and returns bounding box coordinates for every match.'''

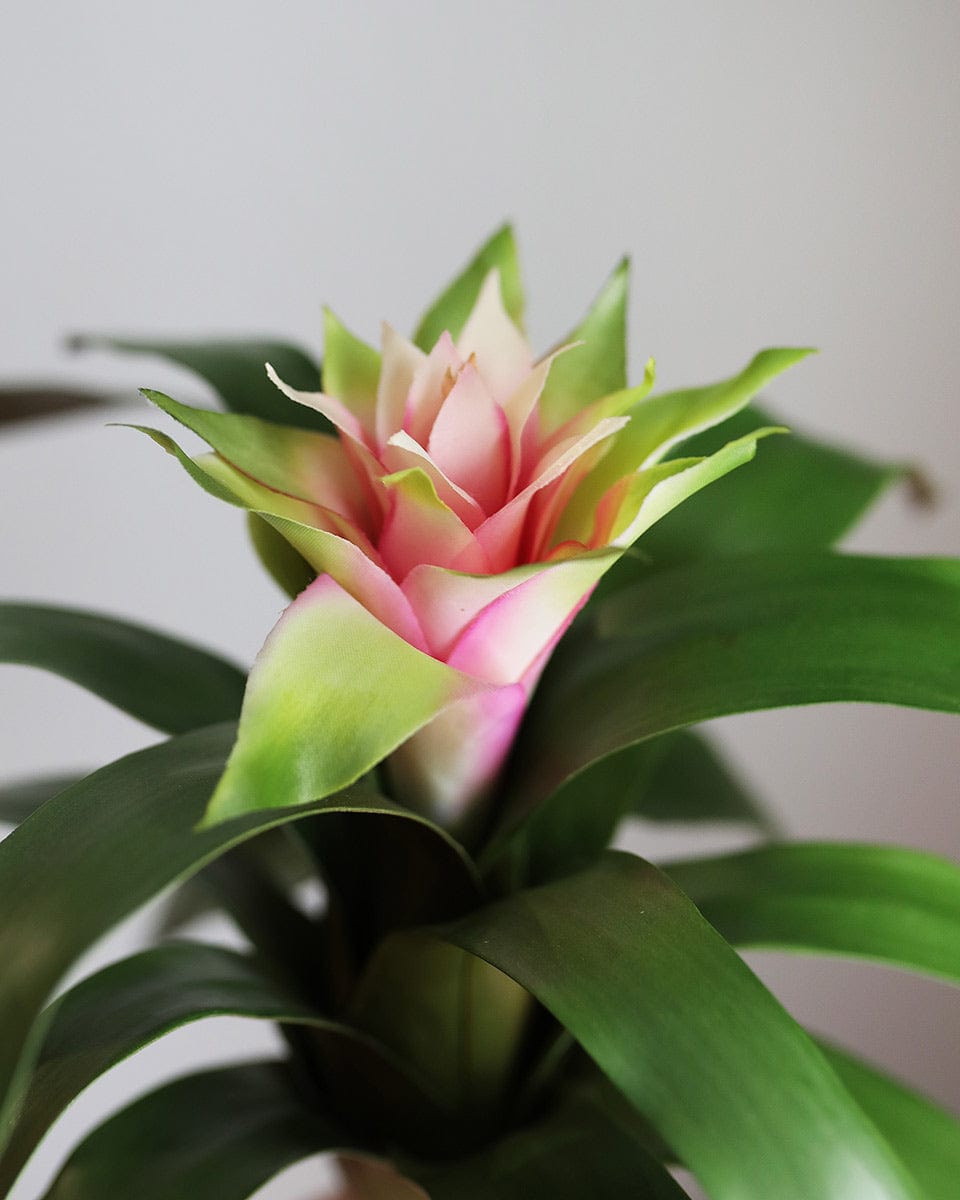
[1,227,959,1200]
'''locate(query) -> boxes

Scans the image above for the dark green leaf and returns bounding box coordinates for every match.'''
[0,773,86,826]
[818,1041,960,1200]
[413,226,524,350]
[666,842,960,983]
[0,386,118,426]
[412,1085,691,1199]
[153,828,312,936]
[512,553,960,805]
[599,405,906,596]
[485,729,773,888]
[40,1063,339,1200]
[70,334,331,430]
[441,853,921,1200]
[0,723,478,1153]
[0,943,324,1192]
[0,604,247,734]
[0,603,247,734]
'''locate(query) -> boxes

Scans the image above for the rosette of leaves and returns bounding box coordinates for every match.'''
[2,227,959,1200]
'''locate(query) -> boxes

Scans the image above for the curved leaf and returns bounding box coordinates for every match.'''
[411,1085,691,1199]
[0,723,479,1153]
[485,729,772,888]
[203,576,487,825]
[413,225,524,351]
[819,1041,960,1200]
[40,1063,340,1200]
[599,404,906,594]
[0,602,246,734]
[0,942,321,1192]
[70,333,330,430]
[0,939,467,1194]
[512,553,960,805]
[440,852,921,1200]
[666,842,960,983]
[247,511,316,599]
[0,773,86,826]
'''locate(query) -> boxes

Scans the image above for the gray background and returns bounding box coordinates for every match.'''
[1,3,958,1196]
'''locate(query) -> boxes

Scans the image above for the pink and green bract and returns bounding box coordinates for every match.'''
[140,232,809,829]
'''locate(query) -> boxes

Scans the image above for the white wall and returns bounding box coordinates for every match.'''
[2,3,958,1196]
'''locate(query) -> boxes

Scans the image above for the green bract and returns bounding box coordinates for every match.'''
[1,227,957,1200]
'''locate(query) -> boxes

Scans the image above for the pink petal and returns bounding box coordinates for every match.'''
[401,561,547,658]
[386,683,528,827]
[381,430,485,528]
[499,347,570,494]
[444,552,617,684]
[297,526,430,651]
[376,324,426,452]
[378,469,491,581]
[472,416,628,572]
[266,362,365,445]
[267,364,389,527]
[457,270,532,401]
[427,360,510,515]
[403,331,461,446]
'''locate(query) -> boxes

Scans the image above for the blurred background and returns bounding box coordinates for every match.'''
[2,2,958,1196]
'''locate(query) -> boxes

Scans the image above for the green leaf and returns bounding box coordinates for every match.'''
[70,334,331,431]
[0,602,246,734]
[440,853,921,1200]
[0,773,86,825]
[666,842,960,983]
[153,828,313,937]
[413,226,524,350]
[484,729,773,888]
[351,930,534,1129]
[203,575,486,825]
[39,1063,339,1200]
[819,1041,960,1200]
[246,512,316,599]
[297,808,484,966]
[0,942,325,1192]
[323,306,381,431]
[560,350,811,544]
[536,259,630,430]
[141,388,341,505]
[511,553,960,805]
[0,723,478,1153]
[601,404,905,593]
[411,1084,691,1199]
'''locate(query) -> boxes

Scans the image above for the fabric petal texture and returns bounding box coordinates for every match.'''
[139,234,811,827]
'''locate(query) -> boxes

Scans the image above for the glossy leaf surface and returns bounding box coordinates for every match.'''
[819,1042,960,1200]
[441,853,920,1200]
[512,553,960,804]
[667,842,960,983]
[0,602,246,734]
